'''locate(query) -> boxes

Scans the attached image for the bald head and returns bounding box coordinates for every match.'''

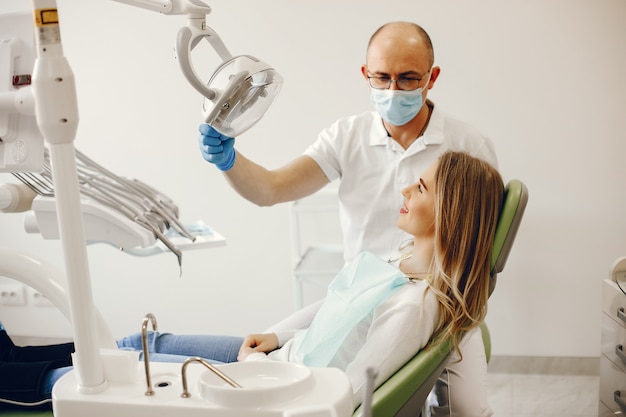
[367,22,435,68]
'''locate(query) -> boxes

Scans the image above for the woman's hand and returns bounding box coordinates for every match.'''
[238,333,279,361]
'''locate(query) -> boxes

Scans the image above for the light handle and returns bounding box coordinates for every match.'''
[176,18,232,101]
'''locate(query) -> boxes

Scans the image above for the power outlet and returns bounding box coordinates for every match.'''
[30,289,54,307]
[0,285,26,306]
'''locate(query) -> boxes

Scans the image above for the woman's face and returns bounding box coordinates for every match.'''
[397,161,437,238]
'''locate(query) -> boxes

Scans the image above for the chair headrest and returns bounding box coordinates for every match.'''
[491,179,528,277]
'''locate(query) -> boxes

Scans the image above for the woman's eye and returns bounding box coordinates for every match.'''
[417,184,423,193]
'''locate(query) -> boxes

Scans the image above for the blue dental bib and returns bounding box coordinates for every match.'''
[293,252,409,367]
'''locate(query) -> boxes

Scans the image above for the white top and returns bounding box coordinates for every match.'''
[304,105,499,263]
[245,278,439,406]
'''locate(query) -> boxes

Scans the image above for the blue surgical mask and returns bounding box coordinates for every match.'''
[370,86,425,126]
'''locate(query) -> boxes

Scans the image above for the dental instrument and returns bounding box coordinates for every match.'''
[7,146,222,273]
[17,149,185,268]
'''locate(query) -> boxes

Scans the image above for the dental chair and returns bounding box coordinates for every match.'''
[353,179,528,417]
[3,180,527,417]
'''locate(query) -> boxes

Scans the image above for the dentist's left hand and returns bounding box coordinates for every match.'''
[198,124,236,171]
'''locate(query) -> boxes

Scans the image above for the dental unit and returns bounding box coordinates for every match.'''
[0,1,355,416]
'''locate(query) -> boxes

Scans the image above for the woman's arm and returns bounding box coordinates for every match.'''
[238,329,299,362]
[237,333,279,361]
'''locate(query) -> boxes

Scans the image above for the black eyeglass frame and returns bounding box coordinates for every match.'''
[367,70,431,91]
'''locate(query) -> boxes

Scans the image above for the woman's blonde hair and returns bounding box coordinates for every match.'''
[428,151,504,359]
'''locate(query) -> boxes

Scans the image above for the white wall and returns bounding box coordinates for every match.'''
[1,0,625,357]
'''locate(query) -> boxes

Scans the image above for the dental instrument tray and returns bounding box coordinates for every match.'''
[11,148,225,263]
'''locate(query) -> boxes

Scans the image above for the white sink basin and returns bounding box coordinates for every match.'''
[198,361,314,408]
[53,361,353,417]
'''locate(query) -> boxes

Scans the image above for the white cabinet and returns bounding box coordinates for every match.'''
[599,278,626,415]
[289,187,345,309]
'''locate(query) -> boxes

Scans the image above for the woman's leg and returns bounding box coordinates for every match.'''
[117,332,243,364]
[42,366,73,397]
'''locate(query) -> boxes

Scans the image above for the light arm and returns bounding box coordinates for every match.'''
[111,0,173,13]
[111,0,212,15]
[176,22,231,101]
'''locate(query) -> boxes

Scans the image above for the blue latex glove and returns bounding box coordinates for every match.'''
[198,124,236,171]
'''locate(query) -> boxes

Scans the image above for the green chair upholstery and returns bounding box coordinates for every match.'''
[490,179,529,294]
[480,320,492,364]
[353,179,528,417]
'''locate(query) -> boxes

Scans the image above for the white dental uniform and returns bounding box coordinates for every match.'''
[304,102,498,264]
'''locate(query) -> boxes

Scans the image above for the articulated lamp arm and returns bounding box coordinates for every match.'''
[112,0,231,101]
[111,0,283,137]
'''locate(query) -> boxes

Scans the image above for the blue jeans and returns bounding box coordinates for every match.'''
[116,331,243,364]
[43,367,72,397]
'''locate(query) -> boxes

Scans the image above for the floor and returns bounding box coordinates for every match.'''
[486,356,599,417]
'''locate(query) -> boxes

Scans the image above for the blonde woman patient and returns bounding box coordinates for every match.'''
[5,151,502,416]
[235,150,503,415]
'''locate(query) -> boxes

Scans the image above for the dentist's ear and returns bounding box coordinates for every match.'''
[360,64,370,82]
[425,66,441,90]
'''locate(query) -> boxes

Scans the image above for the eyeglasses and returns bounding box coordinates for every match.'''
[367,71,429,91]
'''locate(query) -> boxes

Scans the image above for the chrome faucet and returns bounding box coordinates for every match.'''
[181,357,241,398]
[141,313,158,396]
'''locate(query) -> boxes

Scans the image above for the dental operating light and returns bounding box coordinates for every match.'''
[114,0,283,137]
[202,55,283,137]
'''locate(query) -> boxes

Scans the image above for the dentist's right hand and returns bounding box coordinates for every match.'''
[198,124,236,171]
